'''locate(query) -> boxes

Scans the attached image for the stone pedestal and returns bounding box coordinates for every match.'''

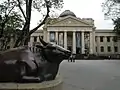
[0,75,63,90]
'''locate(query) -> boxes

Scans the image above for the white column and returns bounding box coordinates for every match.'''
[43,29,47,41]
[90,32,93,54]
[47,31,50,42]
[29,36,34,52]
[64,31,67,49]
[56,31,58,44]
[82,31,85,54]
[97,36,101,54]
[30,36,34,46]
[72,31,76,54]
[37,36,39,42]
[118,40,120,53]
[93,31,95,54]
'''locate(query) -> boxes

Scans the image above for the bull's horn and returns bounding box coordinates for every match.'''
[39,36,48,46]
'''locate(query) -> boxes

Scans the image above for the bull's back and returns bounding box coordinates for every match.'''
[0,61,20,82]
[0,47,26,82]
[0,46,37,82]
[0,46,27,61]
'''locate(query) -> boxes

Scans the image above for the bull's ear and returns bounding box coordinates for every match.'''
[39,36,48,46]
[36,45,43,49]
[47,45,56,49]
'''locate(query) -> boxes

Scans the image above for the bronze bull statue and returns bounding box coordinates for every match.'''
[0,37,71,83]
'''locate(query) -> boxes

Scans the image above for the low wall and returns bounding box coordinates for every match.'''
[0,75,63,90]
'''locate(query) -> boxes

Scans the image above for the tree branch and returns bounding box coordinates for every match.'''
[0,4,15,38]
[23,0,32,45]
[14,0,33,47]
[7,5,15,16]
[14,0,50,47]
[17,0,27,21]
[29,0,50,35]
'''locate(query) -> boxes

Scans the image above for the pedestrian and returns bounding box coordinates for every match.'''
[68,54,73,62]
[68,54,76,62]
[72,54,76,62]
[108,55,111,60]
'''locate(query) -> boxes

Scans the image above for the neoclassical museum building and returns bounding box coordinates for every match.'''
[30,10,120,57]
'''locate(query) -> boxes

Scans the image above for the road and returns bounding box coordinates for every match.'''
[59,60,120,90]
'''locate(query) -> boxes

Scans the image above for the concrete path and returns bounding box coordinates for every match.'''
[59,60,120,90]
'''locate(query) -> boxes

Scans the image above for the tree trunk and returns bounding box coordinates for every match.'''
[14,0,50,47]
[14,0,32,47]
[24,0,32,45]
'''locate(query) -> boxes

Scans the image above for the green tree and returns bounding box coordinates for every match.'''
[0,0,17,38]
[0,0,63,47]
[0,13,24,50]
[0,0,24,50]
[0,0,63,48]
[102,0,120,19]
[102,0,120,36]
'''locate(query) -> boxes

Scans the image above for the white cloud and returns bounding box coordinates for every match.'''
[30,0,114,29]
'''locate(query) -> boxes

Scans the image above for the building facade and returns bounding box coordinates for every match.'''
[30,10,120,57]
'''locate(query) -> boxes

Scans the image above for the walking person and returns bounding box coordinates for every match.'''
[68,54,73,62]
[68,54,76,62]
[72,54,76,62]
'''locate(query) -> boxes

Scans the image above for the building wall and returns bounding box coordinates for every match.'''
[30,30,43,47]
[30,29,120,56]
[95,30,120,56]
[30,19,120,57]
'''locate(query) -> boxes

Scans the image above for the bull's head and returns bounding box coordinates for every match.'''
[36,36,71,64]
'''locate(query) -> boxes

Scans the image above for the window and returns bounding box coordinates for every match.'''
[100,36,103,42]
[107,46,111,52]
[107,36,110,42]
[114,46,118,52]
[113,36,118,42]
[33,36,37,42]
[100,46,104,52]
[96,47,97,52]
[50,32,55,42]
[95,36,97,42]
[58,33,64,46]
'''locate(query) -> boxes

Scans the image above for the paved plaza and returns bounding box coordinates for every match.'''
[59,60,120,90]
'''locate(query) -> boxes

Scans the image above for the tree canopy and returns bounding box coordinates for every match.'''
[0,0,63,48]
[0,1,24,50]
[102,0,120,36]
[102,0,120,19]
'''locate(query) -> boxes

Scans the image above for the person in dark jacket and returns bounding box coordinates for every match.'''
[72,54,76,62]
[68,54,76,62]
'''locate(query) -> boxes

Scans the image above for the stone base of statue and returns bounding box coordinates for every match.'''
[0,74,63,90]
[0,37,71,90]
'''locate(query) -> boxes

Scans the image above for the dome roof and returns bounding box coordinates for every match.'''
[59,10,76,17]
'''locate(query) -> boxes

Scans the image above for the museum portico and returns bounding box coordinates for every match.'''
[46,28,95,54]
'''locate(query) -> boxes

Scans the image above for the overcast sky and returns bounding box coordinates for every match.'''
[30,0,114,30]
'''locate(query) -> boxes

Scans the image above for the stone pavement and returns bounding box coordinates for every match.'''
[59,60,120,90]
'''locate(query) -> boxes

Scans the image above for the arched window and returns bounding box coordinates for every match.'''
[100,46,104,52]
[107,46,111,52]
[114,46,118,52]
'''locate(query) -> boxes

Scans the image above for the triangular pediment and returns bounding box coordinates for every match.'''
[47,16,93,27]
